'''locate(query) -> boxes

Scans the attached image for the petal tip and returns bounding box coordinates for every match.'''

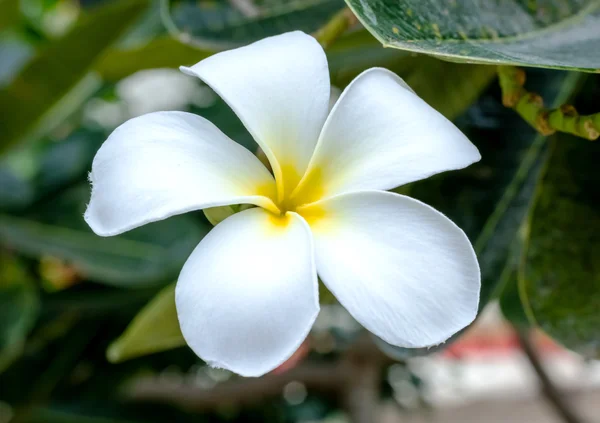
[179,65,195,76]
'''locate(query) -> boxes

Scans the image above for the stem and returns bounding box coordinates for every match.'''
[312,8,358,49]
[497,66,599,140]
[516,330,585,423]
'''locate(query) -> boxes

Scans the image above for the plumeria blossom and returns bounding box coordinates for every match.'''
[85,31,481,377]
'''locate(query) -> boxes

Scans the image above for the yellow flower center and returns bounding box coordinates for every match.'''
[270,163,325,216]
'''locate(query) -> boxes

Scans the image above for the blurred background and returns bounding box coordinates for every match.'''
[0,0,599,422]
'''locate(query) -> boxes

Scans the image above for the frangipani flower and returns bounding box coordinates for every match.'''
[85,31,481,377]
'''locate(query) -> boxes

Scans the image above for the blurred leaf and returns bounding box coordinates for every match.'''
[329,42,496,120]
[35,129,104,194]
[521,130,600,358]
[0,166,35,210]
[0,129,102,212]
[0,34,35,87]
[167,0,345,49]
[0,254,40,373]
[500,276,530,329]
[346,0,600,71]
[0,0,148,153]
[0,0,20,32]
[402,57,496,120]
[107,283,184,363]
[95,36,212,82]
[0,186,210,287]
[96,28,378,84]
[498,231,531,328]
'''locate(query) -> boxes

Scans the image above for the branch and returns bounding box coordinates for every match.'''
[516,330,586,423]
[312,8,358,49]
[124,334,390,417]
[497,66,600,140]
[125,362,344,411]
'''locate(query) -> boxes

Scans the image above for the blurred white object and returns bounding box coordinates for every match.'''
[118,68,213,116]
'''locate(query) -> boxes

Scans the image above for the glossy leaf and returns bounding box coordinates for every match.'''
[0,186,210,287]
[0,254,39,373]
[345,0,600,72]
[107,283,184,363]
[521,130,600,358]
[0,0,148,153]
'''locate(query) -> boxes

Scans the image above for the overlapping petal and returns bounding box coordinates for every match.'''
[85,111,277,236]
[292,68,481,204]
[299,190,480,348]
[176,208,319,377]
[180,31,330,197]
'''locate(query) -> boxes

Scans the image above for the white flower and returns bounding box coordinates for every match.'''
[85,31,481,377]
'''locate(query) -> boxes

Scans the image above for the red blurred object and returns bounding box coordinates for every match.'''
[442,325,564,359]
[271,339,311,375]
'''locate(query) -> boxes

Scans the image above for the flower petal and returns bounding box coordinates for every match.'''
[176,207,319,377]
[300,190,480,348]
[85,111,277,236]
[180,31,330,196]
[293,68,480,204]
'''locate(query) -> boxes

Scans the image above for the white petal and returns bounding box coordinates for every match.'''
[292,68,480,204]
[180,31,330,195]
[299,190,480,348]
[175,208,319,377]
[85,111,277,236]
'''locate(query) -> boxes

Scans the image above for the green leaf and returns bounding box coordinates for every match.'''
[521,127,600,358]
[0,254,40,373]
[95,36,212,83]
[107,283,184,363]
[0,166,34,211]
[35,129,104,194]
[0,186,210,287]
[166,0,345,49]
[0,0,20,32]
[398,56,496,121]
[498,230,531,328]
[345,0,600,72]
[0,0,148,153]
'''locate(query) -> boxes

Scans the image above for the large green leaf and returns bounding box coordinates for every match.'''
[521,124,600,358]
[0,186,210,287]
[0,254,40,373]
[0,0,148,153]
[107,283,184,363]
[345,0,600,72]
